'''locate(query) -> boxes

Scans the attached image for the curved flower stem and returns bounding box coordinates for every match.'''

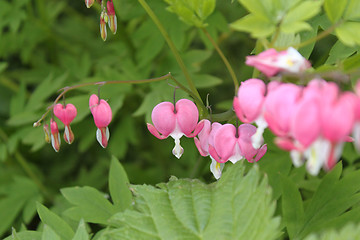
[201,28,239,94]
[34,73,207,126]
[0,128,52,200]
[137,0,206,116]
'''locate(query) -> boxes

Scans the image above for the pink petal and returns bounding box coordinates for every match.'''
[254,144,267,162]
[175,99,199,136]
[151,102,176,136]
[213,124,237,162]
[238,124,258,162]
[53,103,77,126]
[147,123,168,140]
[92,99,112,128]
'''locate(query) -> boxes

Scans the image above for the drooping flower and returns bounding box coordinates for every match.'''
[246,47,310,77]
[100,11,108,41]
[85,0,95,8]
[50,119,61,152]
[194,120,224,179]
[233,78,267,148]
[208,124,267,164]
[89,94,112,148]
[53,103,77,144]
[107,0,117,34]
[147,99,204,159]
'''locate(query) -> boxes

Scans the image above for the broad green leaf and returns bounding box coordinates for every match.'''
[72,219,89,240]
[295,164,360,239]
[281,22,312,34]
[9,81,26,117]
[343,53,360,72]
[238,0,270,20]
[335,22,360,46]
[41,225,61,240]
[0,143,7,162]
[61,186,116,224]
[326,40,358,64]
[109,156,132,211]
[281,175,304,239]
[305,223,360,240]
[36,203,74,240]
[230,14,275,38]
[4,230,41,240]
[343,0,360,20]
[107,162,280,239]
[324,0,347,23]
[164,0,216,27]
[192,74,222,88]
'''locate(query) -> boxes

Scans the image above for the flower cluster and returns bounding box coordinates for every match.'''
[85,0,117,41]
[47,94,112,152]
[147,99,267,179]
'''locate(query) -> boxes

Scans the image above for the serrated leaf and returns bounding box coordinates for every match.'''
[281,175,304,239]
[238,0,270,20]
[36,203,74,240]
[72,219,89,240]
[107,162,280,239]
[326,40,358,65]
[61,186,116,225]
[109,156,132,211]
[343,53,360,72]
[305,223,360,240]
[324,0,347,23]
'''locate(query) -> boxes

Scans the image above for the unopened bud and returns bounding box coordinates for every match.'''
[43,124,50,143]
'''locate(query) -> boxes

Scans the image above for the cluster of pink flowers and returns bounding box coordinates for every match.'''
[147,99,268,179]
[47,94,112,152]
[233,78,359,176]
[85,0,117,41]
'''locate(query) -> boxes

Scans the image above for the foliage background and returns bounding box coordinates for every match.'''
[1,0,360,239]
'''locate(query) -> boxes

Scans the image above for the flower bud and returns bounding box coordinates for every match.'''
[100,11,108,41]
[107,0,117,34]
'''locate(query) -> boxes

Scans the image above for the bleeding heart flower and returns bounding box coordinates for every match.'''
[89,94,112,148]
[53,103,77,144]
[100,11,108,41]
[107,0,117,34]
[85,0,94,8]
[209,124,267,164]
[147,99,204,159]
[246,47,310,77]
[50,119,61,152]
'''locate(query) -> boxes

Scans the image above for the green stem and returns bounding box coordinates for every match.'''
[0,128,51,200]
[34,73,206,126]
[201,28,239,94]
[137,0,205,117]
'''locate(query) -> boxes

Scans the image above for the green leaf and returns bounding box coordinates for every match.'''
[3,230,41,240]
[343,53,360,72]
[164,0,216,27]
[41,225,61,240]
[305,223,360,240]
[324,0,347,23]
[72,219,89,240]
[36,203,74,240]
[109,156,132,211]
[326,40,358,64]
[238,0,270,20]
[281,175,304,239]
[335,22,360,46]
[343,0,360,20]
[230,14,275,38]
[107,162,280,239]
[61,186,116,224]
[10,81,26,117]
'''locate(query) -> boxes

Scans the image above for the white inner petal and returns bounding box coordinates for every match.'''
[228,143,244,164]
[170,121,185,159]
[210,157,225,180]
[304,138,330,176]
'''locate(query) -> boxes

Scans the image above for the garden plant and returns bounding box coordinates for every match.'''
[1,0,360,239]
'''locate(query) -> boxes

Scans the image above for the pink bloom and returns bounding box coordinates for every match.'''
[208,124,267,164]
[264,83,302,138]
[233,78,266,123]
[352,80,360,151]
[89,94,112,148]
[50,119,61,152]
[246,47,310,77]
[194,120,224,179]
[147,99,204,159]
[107,0,117,34]
[85,0,94,8]
[53,103,77,144]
